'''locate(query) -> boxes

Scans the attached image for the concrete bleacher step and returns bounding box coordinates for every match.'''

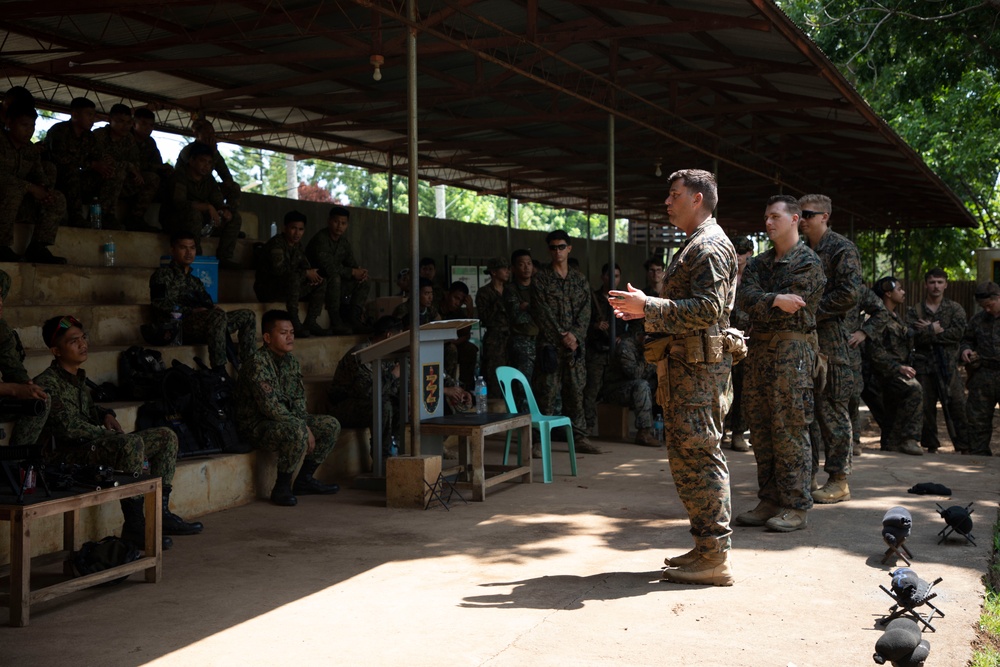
[6,301,349,349]
[2,262,258,310]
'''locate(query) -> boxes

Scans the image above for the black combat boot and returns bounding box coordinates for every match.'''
[162,485,204,535]
[22,242,67,265]
[120,497,173,550]
[271,471,298,506]
[293,459,340,495]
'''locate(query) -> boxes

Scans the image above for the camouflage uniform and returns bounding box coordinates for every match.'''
[475,282,509,398]
[327,339,399,453]
[438,301,479,391]
[806,229,861,477]
[254,234,327,326]
[30,361,178,483]
[599,334,656,430]
[90,127,142,230]
[845,287,889,449]
[0,130,65,247]
[906,298,968,451]
[130,131,172,225]
[176,144,242,261]
[160,166,231,256]
[583,288,613,431]
[42,120,104,227]
[738,242,825,512]
[645,217,737,554]
[530,263,591,437]
[504,281,538,412]
[869,309,923,449]
[235,346,340,474]
[959,310,1000,455]
[727,297,750,437]
[392,301,439,326]
[305,230,370,326]
[0,270,50,444]
[149,261,256,366]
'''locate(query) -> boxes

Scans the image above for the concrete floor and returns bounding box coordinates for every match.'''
[2,433,997,667]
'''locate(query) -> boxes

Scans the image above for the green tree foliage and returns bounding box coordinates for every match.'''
[778,0,1000,279]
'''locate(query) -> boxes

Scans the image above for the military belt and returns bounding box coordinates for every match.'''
[750,330,817,353]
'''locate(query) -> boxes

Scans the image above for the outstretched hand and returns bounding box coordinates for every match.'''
[608,283,647,321]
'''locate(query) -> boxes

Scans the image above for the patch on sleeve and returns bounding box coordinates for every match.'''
[259,381,272,394]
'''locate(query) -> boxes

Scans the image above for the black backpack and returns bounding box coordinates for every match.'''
[166,358,251,457]
[135,393,205,458]
[118,346,168,401]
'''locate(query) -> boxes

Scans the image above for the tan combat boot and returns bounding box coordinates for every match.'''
[734,499,781,527]
[897,439,924,456]
[810,473,820,492]
[765,508,807,532]
[663,548,700,568]
[635,427,660,448]
[660,552,734,586]
[730,431,750,452]
[812,473,850,504]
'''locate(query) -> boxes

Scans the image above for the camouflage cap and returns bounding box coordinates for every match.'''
[974,281,1000,299]
[484,257,510,275]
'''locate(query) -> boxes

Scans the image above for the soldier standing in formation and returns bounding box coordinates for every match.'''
[149,231,256,370]
[845,281,889,456]
[736,195,824,534]
[599,328,660,447]
[31,315,203,549]
[725,235,754,453]
[476,257,511,399]
[235,310,342,506]
[583,262,620,435]
[907,268,969,452]
[798,195,861,504]
[868,277,924,455]
[254,210,328,338]
[532,230,601,454]
[611,168,737,586]
[305,205,370,334]
[504,249,538,417]
[959,281,1000,456]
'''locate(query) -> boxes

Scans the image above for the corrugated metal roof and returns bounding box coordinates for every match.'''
[0,0,975,232]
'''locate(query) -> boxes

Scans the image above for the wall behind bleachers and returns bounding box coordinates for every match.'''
[241,193,651,294]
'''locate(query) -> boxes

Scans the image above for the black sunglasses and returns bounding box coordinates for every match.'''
[801,210,826,219]
[548,244,569,251]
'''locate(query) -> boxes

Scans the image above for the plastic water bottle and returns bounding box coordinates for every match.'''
[89,198,102,230]
[475,376,488,415]
[270,221,278,238]
[653,416,664,443]
[200,219,215,237]
[388,436,399,458]
[103,233,115,267]
[171,306,184,345]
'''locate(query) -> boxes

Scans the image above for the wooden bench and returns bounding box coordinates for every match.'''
[0,477,162,626]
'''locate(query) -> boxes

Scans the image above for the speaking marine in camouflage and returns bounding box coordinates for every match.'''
[254,210,329,338]
[305,205,371,334]
[906,267,969,452]
[235,309,342,506]
[868,277,924,455]
[735,195,825,534]
[798,194,861,504]
[30,315,202,549]
[531,229,600,454]
[0,268,51,445]
[611,168,737,587]
[149,231,256,369]
[0,103,67,264]
[959,281,1000,456]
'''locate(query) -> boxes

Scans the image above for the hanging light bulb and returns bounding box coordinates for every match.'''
[654,162,663,178]
[370,54,384,82]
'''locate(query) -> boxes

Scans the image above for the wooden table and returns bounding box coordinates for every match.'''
[420,412,532,501]
[0,477,162,626]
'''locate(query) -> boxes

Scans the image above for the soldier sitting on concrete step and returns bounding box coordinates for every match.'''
[149,231,256,370]
[28,315,203,550]
[305,204,370,335]
[235,309,342,506]
[0,268,51,444]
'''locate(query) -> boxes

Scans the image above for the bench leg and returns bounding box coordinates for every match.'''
[10,511,30,626]
[63,509,78,576]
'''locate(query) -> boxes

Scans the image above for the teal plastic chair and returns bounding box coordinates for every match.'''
[496,366,578,483]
